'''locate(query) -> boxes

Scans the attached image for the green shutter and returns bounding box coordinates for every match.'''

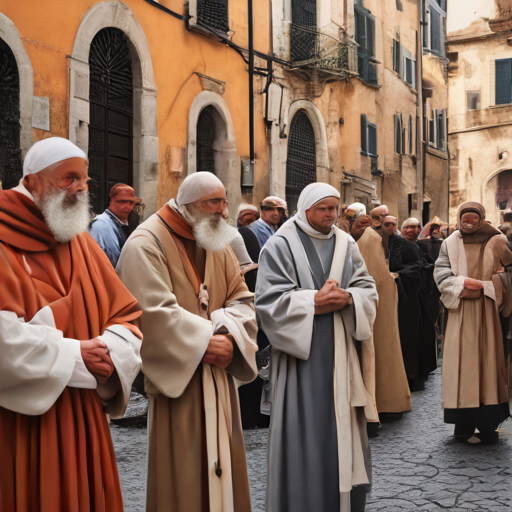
[361,114,368,154]
[496,59,512,105]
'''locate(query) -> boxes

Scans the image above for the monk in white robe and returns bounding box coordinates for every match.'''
[117,172,258,512]
[0,137,142,511]
[435,201,512,444]
[255,184,378,512]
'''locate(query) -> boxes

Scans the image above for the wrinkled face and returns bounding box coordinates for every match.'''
[460,212,482,234]
[381,219,397,235]
[24,157,89,204]
[306,196,339,234]
[193,187,228,219]
[260,203,284,226]
[109,188,136,223]
[238,209,259,227]
[402,223,421,241]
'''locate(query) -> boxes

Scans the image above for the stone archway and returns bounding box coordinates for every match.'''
[0,13,33,164]
[482,166,512,226]
[187,90,240,215]
[70,1,158,217]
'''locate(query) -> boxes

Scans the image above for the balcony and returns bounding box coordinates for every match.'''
[289,24,358,80]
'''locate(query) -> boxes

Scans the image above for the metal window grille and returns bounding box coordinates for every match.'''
[291,0,317,62]
[286,111,316,214]
[88,28,133,214]
[0,37,22,190]
[197,107,217,174]
[197,0,229,33]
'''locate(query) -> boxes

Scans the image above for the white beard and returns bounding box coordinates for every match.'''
[180,205,237,252]
[34,188,92,243]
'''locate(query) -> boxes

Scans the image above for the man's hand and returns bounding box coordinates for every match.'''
[464,278,483,291]
[314,279,351,315]
[202,335,234,369]
[80,338,114,385]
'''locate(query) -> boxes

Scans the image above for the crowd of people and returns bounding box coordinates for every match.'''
[1,136,511,512]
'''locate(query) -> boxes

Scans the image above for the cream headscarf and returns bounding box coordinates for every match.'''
[176,172,225,206]
[294,182,341,239]
[23,137,86,176]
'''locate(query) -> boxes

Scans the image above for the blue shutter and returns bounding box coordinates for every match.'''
[496,59,512,105]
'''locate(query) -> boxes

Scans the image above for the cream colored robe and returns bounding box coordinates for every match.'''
[434,231,512,409]
[357,227,411,414]
[117,214,258,512]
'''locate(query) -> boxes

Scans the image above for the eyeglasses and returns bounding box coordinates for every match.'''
[261,206,286,213]
[200,198,229,207]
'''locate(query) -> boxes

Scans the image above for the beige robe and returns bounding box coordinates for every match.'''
[358,228,411,414]
[117,214,258,512]
[435,231,512,409]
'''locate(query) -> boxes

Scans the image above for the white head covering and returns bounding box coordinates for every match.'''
[23,137,86,176]
[176,172,225,206]
[401,217,421,229]
[347,202,367,218]
[295,182,340,239]
[238,203,258,214]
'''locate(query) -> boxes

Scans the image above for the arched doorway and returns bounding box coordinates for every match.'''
[0,37,22,190]
[196,106,217,174]
[88,27,133,214]
[286,110,317,214]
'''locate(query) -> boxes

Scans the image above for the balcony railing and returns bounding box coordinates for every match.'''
[289,24,358,79]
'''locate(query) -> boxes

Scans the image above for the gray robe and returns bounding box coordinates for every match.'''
[255,221,378,512]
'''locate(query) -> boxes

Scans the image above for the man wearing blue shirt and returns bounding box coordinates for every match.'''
[90,184,136,267]
[248,196,287,248]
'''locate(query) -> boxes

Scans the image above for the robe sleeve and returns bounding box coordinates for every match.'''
[0,307,83,415]
[255,237,317,360]
[210,298,258,383]
[434,241,465,309]
[341,239,378,342]
[116,231,214,399]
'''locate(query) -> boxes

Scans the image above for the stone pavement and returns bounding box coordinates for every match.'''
[111,369,512,512]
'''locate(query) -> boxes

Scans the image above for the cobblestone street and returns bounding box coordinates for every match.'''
[111,369,512,512]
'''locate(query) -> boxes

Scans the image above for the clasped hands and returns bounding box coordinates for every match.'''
[314,279,351,315]
[80,338,115,385]
[460,278,483,299]
[202,334,234,369]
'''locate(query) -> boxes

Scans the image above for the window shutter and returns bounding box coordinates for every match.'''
[367,17,375,57]
[408,115,413,154]
[430,9,441,52]
[355,11,366,50]
[394,115,401,154]
[368,123,377,156]
[361,114,368,154]
[438,110,445,150]
[495,59,512,105]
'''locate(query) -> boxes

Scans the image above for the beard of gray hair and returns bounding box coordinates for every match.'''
[180,203,237,252]
[34,188,92,243]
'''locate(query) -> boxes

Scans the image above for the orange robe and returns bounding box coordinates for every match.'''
[0,190,142,512]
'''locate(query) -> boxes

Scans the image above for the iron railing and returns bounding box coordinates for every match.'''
[289,24,358,78]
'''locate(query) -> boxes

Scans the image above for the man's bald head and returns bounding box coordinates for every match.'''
[381,215,397,236]
[370,205,389,228]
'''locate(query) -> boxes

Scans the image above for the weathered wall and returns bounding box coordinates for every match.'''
[0,0,271,217]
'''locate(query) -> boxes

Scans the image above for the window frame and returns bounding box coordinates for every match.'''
[466,90,481,111]
[361,114,378,157]
[423,0,446,57]
[495,58,512,106]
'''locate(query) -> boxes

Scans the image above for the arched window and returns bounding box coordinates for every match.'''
[0,37,22,190]
[286,110,317,214]
[196,106,217,174]
[88,28,133,214]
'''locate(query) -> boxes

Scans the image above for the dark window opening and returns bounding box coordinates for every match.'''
[197,0,229,33]
[408,115,413,154]
[0,38,22,190]
[361,114,378,157]
[497,170,512,211]
[495,58,512,106]
[286,110,316,214]
[467,91,480,110]
[405,58,414,86]
[88,28,133,215]
[393,38,401,74]
[394,114,402,154]
[197,106,217,174]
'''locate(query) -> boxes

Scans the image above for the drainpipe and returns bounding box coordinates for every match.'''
[417,2,424,221]
[248,0,255,172]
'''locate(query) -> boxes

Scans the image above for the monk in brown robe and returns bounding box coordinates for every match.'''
[117,172,258,512]
[0,137,142,511]
[435,201,512,444]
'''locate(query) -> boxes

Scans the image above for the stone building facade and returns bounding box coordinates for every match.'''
[448,0,512,226]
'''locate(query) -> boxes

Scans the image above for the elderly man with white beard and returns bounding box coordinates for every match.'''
[0,137,143,511]
[116,172,258,512]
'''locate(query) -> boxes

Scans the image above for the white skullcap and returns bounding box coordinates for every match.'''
[347,202,367,218]
[238,203,258,214]
[176,172,225,206]
[402,217,421,229]
[23,137,86,176]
